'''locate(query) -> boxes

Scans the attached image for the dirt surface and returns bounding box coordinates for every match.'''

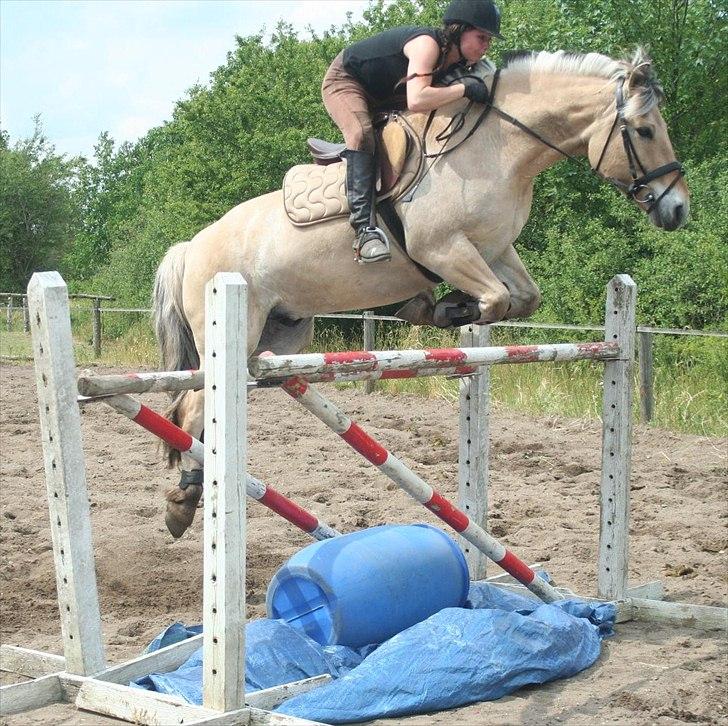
[1,363,726,725]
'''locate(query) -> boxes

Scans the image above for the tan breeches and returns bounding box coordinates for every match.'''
[321,52,376,154]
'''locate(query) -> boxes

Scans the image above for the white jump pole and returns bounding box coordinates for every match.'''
[250,341,620,384]
[77,369,205,397]
[27,272,106,676]
[202,273,247,711]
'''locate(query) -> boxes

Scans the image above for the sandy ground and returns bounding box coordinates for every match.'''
[0,363,726,725]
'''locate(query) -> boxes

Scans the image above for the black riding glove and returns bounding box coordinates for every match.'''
[461,76,490,105]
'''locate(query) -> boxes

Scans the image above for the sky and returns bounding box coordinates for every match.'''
[1,0,371,159]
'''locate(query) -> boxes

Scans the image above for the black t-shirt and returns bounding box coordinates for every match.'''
[343,25,445,104]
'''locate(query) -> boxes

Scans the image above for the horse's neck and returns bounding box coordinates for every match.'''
[486,72,613,178]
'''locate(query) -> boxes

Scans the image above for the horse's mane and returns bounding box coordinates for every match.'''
[501,47,664,119]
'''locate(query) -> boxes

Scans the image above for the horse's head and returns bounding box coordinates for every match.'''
[588,49,689,231]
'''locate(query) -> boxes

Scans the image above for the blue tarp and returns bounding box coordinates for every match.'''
[134,581,615,723]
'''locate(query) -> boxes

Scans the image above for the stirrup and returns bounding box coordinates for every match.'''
[354,226,392,264]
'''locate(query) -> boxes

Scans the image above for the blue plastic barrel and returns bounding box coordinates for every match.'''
[266,523,469,648]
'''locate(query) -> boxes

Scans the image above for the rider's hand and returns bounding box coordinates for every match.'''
[461,76,490,105]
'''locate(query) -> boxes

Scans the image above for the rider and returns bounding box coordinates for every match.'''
[321,0,503,264]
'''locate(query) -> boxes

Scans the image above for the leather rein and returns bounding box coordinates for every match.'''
[417,70,684,214]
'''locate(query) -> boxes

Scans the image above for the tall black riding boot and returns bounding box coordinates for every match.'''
[342,149,391,264]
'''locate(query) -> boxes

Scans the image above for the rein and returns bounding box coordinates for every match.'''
[415,71,683,214]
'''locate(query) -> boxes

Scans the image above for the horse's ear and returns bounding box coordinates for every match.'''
[627,47,654,91]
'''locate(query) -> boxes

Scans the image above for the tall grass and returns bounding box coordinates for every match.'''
[0,307,159,368]
[2,310,725,437]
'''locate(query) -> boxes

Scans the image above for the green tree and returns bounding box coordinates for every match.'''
[65,133,149,281]
[0,120,80,291]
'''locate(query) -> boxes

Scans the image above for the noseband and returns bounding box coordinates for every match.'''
[593,77,684,213]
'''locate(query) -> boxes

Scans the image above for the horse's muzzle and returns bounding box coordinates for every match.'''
[652,198,689,231]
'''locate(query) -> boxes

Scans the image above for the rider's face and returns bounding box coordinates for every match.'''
[460,28,493,63]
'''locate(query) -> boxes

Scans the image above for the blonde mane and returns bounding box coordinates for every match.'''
[502,48,664,118]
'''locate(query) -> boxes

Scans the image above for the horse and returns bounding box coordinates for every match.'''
[152,48,689,537]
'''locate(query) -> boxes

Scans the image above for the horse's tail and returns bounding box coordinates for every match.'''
[151,240,198,467]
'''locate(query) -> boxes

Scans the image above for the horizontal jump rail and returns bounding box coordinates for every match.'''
[77,342,619,396]
[78,369,205,397]
[97,394,339,541]
[251,342,621,384]
[278,372,564,604]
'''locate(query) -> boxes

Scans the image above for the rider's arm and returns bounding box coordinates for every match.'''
[403,35,466,113]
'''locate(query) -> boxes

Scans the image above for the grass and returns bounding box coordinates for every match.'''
[2,311,726,437]
[0,309,159,368]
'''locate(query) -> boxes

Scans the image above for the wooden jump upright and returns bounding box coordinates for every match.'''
[0,271,326,725]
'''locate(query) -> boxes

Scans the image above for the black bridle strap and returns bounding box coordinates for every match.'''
[422,70,502,159]
[598,77,684,212]
[485,77,683,213]
[594,113,621,175]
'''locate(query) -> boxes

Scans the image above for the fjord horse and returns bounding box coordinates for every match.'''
[153,49,689,536]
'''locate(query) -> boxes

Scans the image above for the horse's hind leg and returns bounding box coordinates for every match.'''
[164,388,205,538]
[164,293,273,538]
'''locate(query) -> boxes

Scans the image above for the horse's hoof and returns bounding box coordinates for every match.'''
[395,292,436,326]
[165,484,203,538]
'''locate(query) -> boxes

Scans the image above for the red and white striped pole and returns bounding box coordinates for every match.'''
[280,376,563,603]
[251,342,619,385]
[101,394,339,541]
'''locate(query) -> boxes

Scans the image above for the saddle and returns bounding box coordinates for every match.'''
[282,113,423,226]
[282,59,496,228]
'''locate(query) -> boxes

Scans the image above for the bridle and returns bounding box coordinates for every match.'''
[593,77,684,213]
[418,70,684,215]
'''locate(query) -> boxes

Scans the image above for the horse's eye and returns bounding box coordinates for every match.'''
[636,126,654,139]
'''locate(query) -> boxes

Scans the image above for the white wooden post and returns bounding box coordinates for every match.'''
[26,272,106,676]
[458,324,490,579]
[598,275,637,600]
[203,273,247,711]
[23,295,30,332]
[6,294,13,331]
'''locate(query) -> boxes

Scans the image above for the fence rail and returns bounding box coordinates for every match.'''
[2,298,726,423]
[2,292,115,357]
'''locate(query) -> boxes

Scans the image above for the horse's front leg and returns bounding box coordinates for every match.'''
[409,230,510,323]
[490,245,542,319]
[165,387,205,538]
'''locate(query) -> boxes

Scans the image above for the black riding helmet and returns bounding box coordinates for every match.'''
[443,0,505,39]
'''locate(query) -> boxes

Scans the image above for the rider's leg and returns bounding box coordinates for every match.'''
[341,149,391,263]
[322,52,390,264]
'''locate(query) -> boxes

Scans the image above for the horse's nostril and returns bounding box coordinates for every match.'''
[674,204,684,223]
